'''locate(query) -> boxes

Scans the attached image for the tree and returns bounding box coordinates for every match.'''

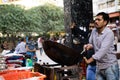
[27,4,64,34]
[0,4,28,34]
[0,4,29,46]
[0,4,64,36]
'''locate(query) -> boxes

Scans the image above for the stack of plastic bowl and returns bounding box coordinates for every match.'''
[0,55,7,71]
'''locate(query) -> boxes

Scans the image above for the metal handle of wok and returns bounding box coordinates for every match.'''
[80,49,86,54]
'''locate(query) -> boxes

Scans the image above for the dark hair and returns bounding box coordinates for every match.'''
[89,20,95,24]
[20,37,25,41]
[25,54,31,59]
[28,36,32,40]
[96,12,109,24]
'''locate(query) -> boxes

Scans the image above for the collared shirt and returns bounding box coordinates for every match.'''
[89,27,117,69]
[15,42,26,54]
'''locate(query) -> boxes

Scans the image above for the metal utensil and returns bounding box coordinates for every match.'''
[80,49,85,54]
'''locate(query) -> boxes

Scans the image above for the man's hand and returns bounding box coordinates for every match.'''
[84,44,93,50]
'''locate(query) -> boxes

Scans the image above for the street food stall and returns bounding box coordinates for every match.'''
[34,41,85,80]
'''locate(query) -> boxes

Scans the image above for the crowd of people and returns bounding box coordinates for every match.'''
[0,35,66,67]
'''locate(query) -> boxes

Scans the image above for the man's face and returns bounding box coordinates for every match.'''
[95,15,107,29]
[89,23,95,31]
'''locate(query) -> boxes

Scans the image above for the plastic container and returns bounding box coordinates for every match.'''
[0,55,7,71]
[26,58,33,67]
[0,70,46,80]
[0,70,28,75]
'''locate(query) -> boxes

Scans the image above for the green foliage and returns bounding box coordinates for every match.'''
[0,4,27,34]
[27,3,64,34]
[0,4,64,36]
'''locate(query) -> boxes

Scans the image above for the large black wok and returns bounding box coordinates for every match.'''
[43,40,84,66]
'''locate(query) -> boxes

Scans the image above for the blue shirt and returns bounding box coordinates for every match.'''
[26,41,36,50]
[89,27,118,69]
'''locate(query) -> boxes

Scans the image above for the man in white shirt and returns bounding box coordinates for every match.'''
[37,37,44,55]
[14,38,26,54]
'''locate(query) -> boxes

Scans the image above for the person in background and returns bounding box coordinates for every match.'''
[61,35,66,45]
[1,41,10,55]
[85,20,96,80]
[1,41,9,50]
[84,12,119,80]
[70,21,89,51]
[70,22,88,79]
[112,29,119,51]
[37,37,44,55]
[14,37,26,66]
[14,37,26,54]
[26,36,37,66]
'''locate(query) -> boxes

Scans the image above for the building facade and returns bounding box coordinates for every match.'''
[93,0,120,41]
[93,0,120,26]
[0,0,63,7]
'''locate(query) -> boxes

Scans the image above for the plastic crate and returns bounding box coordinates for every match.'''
[0,70,28,75]
[0,70,46,80]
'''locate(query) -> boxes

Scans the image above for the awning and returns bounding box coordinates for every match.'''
[109,12,120,18]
